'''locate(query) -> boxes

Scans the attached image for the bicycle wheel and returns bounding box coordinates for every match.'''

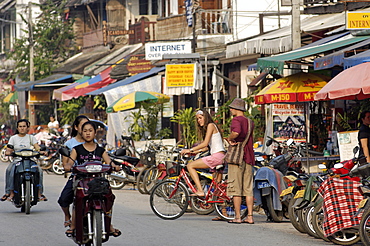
[360,205,370,245]
[150,180,189,220]
[212,183,248,221]
[190,179,214,215]
[143,166,161,194]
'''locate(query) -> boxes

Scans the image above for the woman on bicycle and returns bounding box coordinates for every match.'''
[181,109,225,197]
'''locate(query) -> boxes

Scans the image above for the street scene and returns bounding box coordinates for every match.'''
[1,0,370,245]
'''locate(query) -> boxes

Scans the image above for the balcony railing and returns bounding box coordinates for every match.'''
[128,17,156,45]
[198,9,232,35]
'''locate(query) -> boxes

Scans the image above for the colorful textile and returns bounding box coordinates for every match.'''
[317,177,363,237]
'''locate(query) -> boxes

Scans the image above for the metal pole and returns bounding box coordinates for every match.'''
[205,55,208,111]
[291,0,301,49]
[28,2,36,125]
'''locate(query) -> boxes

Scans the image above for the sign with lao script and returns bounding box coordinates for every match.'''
[165,64,195,87]
[346,12,370,29]
[145,41,192,60]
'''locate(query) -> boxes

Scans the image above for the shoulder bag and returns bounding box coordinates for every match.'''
[224,117,252,165]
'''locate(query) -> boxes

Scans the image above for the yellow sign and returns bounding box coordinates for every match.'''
[346,12,370,29]
[166,64,195,87]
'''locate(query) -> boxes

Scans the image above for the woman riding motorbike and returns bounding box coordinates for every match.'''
[1,119,47,202]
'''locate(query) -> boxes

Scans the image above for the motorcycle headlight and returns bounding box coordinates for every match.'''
[85,165,102,173]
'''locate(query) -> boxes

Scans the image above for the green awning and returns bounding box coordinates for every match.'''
[257,35,370,74]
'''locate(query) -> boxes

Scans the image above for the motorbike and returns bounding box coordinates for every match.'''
[59,147,115,246]
[107,148,140,190]
[8,144,44,214]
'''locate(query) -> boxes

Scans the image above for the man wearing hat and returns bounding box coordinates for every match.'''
[226,98,255,224]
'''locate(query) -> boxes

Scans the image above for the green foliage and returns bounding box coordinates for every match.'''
[171,107,197,148]
[57,98,84,126]
[7,0,76,81]
[141,100,165,138]
[129,109,145,141]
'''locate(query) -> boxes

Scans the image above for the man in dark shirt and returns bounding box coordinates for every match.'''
[225,98,255,224]
[358,111,370,163]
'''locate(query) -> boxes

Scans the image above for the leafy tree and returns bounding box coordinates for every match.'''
[7,0,76,81]
[171,107,197,148]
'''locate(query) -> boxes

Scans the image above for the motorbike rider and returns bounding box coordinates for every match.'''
[1,119,48,202]
[64,121,121,237]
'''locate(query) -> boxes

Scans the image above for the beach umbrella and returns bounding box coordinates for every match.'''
[106,91,170,113]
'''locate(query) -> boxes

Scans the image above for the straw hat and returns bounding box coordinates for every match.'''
[229,98,246,112]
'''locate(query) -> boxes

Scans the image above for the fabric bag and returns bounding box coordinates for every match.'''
[224,117,252,165]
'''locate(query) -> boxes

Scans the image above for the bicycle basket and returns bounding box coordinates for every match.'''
[166,160,180,177]
[140,151,156,166]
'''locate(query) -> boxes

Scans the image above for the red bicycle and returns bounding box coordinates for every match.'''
[149,155,248,220]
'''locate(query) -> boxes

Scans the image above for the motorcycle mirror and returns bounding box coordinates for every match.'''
[286,139,294,146]
[334,163,344,169]
[7,144,14,149]
[353,146,359,155]
[40,146,47,151]
[59,147,70,157]
[266,139,273,147]
[318,164,327,169]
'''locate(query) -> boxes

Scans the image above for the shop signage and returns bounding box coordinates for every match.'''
[256,92,317,103]
[271,104,306,143]
[145,41,192,60]
[127,55,154,74]
[185,0,193,27]
[107,30,134,36]
[28,90,50,105]
[346,12,370,29]
[165,64,195,87]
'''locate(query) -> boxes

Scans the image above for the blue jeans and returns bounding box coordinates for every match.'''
[5,161,43,194]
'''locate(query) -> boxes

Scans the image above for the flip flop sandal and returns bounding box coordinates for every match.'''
[65,229,74,237]
[212,217,223,221]
[0,194,9,201]
[110,228,122,237]
[64,220,72,228]
[38,195,48,201]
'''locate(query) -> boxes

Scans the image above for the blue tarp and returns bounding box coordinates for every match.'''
[343,49,370,69]
[14,74,73,91]
[314,38,370,70]
[87,66,165,95]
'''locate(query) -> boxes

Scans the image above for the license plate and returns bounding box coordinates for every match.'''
[358,198,368,209]
[257,181,271,189]
[294,189,305,199]
[280,186,294,197]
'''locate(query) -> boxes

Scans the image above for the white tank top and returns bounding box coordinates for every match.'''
[209,123,226,154]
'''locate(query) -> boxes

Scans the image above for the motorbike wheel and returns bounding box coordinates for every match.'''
[327,230,361,245]
[288,197,306,233]
[212,183,248,221]
[360,205,370,245]
[143,166,161,194]
[137,167,148,194]
[0,146,9,162]
[263,193,283,222]
[150,180,189,220]
[299,205,320,239]
[190,179,214,215]
[311,200,330,242]
[51,158,64,175]
[108,170,126,190]
[24,180,31,214]
[92,210,103,246]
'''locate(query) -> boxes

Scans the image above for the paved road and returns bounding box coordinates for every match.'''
[0,161,334,246]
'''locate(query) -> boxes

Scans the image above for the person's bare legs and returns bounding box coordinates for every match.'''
[187,159,209,196]
[244,196,254,223]
[232,196,242,223]
[62,206,71,227]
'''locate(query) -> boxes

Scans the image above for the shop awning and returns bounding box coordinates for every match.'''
[3,91,17,103]
[14,74,75,91]
[84,44,142,76]
[53,76,91,101]
[314,38,370,70]
[343,49,370,68]
[257,34,370,74]
[87,66,165,96]
[57,67,116,101]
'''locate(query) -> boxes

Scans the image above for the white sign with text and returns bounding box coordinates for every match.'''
[145,41,192,60]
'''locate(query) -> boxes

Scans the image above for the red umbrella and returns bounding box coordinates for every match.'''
[315,62,370,100]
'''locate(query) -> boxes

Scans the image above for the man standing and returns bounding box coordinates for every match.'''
[226,98,255,224]
[358,111,370,163]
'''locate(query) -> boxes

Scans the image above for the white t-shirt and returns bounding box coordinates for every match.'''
[48,120,59,129]
[9,134,37,151]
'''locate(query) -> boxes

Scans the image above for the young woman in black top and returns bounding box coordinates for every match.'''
[66,121,121,237]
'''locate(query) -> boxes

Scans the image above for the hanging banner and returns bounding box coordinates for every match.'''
[272,104,306,143]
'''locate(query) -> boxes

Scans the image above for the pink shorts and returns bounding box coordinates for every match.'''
[202,152,226,169]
